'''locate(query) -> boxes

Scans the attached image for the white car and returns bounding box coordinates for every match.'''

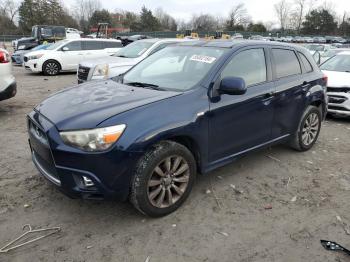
[320,51,350,117]
[23,38,123,75]
[77,38,193,83]
[0,48,16,101]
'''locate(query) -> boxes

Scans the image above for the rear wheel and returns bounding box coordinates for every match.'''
[43,60,60,76]
[289,106,322,151]
[130,141,196,217]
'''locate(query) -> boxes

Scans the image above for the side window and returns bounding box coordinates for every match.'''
[104,41,123,48]
[83,41,104,50]
[62,41,82,51]
[298,52,313,73]
[149,43,174,56]
[221,48,267,87]
[272,49,301,78]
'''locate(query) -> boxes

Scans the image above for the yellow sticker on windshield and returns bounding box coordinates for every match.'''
[190,55,216,64]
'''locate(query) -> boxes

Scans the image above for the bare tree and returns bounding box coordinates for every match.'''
[0,0,19,23]
[274,0,290,31]
[74,0,101,23]
[226,3,251,30]
[190,13,218,31]
[294,0,307,32]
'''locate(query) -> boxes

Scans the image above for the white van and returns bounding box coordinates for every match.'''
[23,38,122,75]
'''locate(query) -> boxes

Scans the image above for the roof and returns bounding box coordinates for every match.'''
[178,39,302,49]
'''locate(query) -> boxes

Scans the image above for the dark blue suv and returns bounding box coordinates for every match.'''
[28,41,327,217]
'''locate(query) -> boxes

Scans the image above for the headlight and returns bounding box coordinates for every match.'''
[18,45,26,50]
[92,64,109,78]
[60,124,126,152]
[28,54,44,60]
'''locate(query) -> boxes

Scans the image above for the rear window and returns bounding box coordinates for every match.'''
[83,41,104,50]
[298,52,313,73]
[104,41,122,48]
[272,49,301,78]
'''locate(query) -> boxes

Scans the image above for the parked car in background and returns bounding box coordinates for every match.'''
[28,40,327,216]
[320,48,350,64]
[118,35,153,46]
[77,38,192,83]
[11,43,52,65]
[313,36,326,43]
[231,33,243,40]
[303,37,314,43]
[249,35,264,40]
[24,38,122,76]
[292,36,303,43]
[320,51,350,117]
[0,48,16,101]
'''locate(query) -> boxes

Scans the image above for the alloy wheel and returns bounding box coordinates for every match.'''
[301,112,319,146]
[45,62,59,75]
[147,155,190,208]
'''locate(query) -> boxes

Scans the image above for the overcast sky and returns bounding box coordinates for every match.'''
[64,0,350,24]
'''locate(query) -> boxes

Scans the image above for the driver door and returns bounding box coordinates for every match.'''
[208,47,275,163]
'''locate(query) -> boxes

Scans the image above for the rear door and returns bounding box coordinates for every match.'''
[208,47,275,162]
[59,40,84,70]
[270,47,307,138]
[82,41,105,60]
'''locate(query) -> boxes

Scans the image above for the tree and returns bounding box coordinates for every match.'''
[154,7,177,31]
[190,13,218,31]
[73,0,101,32]
[274,0,290,31]
[247,23,267,32]
[89,9,112,27]
[293,0,307,32]
[0,0,19,24]
[138,6,160,31]
[225,3,250,31]
[301,9,337,35]
[339,12,350,36]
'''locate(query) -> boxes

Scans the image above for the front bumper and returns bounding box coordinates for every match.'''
[24,59,42,72]
[327,91,350,116]
[28,111,143,201]
[0,81,17,101]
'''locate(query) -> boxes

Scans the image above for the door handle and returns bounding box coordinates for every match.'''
[263,91,276,99]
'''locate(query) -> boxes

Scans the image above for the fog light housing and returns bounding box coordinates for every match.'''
[82,176,94,187]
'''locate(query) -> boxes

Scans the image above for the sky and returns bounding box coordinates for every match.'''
[63,0,350,24]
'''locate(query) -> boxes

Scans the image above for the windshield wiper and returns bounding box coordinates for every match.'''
[125,82,165,91]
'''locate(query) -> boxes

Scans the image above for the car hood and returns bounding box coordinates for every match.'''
[35,80,180,130]
[80,56,139,69]
[322,70,350,88]
[24,49,52,57]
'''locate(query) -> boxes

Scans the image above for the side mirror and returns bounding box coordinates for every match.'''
[313,51,321,65]
[62,47,69,51]
[219,77,247,95]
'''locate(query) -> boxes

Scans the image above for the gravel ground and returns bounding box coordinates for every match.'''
[0,65,350,262]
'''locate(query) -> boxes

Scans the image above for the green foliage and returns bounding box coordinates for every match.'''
[135,6,161,32]
[18,0,78,33]
[302,9,337,35]
[89,9,112,27]
[247,23,267,32]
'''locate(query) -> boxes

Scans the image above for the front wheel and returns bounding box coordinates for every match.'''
[130,141,196,217]
[43,60,60,76]
[289,105,322,151]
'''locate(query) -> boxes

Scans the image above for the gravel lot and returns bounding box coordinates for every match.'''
[0,65,350,262]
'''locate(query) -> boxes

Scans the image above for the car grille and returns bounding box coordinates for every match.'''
[23,56,28,62]
[28,119,60,185]
[78,66,90,81]
[328,95,347,104]
[327,87,350,93]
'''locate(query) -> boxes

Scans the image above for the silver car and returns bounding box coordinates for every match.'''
[77,38,193,83]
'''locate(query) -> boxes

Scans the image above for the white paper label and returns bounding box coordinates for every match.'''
[190,55,216,64]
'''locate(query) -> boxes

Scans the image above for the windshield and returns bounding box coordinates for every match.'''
[320,55,350,72]
[31,27,37,38]
[306,45,324,51]
[32,44,52,51]
[112,41,154,58]
[46,40,69,50]
[122,46,226,91]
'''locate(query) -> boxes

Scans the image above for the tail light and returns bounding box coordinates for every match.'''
[0,51,10,63]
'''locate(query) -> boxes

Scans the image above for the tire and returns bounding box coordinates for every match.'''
[130,141,196,217]
[42,60,60,76]
[289,105,322,151]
